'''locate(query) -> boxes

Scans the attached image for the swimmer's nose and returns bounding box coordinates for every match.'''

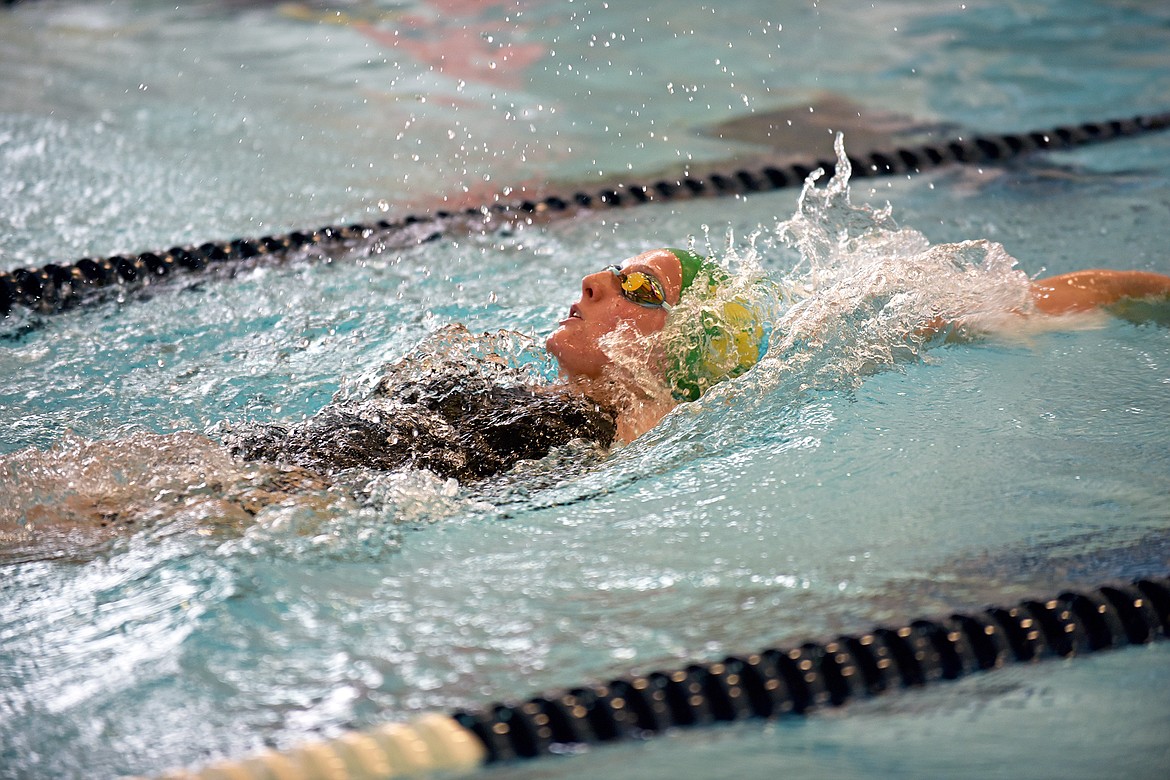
[581,270,613,301]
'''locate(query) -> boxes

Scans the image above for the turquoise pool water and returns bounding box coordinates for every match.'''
[2,1,1169,778]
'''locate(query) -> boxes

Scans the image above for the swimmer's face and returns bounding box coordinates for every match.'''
[546,248,683,381]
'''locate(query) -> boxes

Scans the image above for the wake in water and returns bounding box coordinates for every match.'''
[0,327,614,563]
[0,430,346,563]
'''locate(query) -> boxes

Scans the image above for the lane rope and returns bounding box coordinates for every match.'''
[4,111,1170,319]
[140,573,1169,779]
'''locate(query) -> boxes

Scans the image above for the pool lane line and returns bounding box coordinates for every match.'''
[140,574,1169,780]
[4,111,1169,320]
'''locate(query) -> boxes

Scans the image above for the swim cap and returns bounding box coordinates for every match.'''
[663,248,770,402]
[671,248,713,293]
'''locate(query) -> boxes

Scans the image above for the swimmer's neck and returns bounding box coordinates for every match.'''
[561,374,677,444]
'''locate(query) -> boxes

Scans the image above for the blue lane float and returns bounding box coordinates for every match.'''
[142,574,1169,779]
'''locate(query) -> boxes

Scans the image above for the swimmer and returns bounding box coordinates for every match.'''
[3,248,1170,562]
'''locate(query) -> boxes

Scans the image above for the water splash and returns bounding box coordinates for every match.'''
[334,323,558,404]
[707,134,1033,403]
[602,134,1036,482]
[588,133,1032,459]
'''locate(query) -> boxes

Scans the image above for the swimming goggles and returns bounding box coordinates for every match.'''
[606,265,672,311]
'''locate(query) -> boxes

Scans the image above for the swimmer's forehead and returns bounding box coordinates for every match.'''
[620,262,657,275]
[619,249,678,276]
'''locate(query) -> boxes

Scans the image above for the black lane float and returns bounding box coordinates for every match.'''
[149,574,1169,779]
[4,112,1169,319]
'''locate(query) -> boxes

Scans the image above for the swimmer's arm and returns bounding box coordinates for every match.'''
[1029,270,1170,315]
[912,269,1170,339]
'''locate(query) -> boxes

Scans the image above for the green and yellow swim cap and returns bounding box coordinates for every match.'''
[663,248,771,402]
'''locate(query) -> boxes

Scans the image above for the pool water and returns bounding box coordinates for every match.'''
[2,1,1170,778]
